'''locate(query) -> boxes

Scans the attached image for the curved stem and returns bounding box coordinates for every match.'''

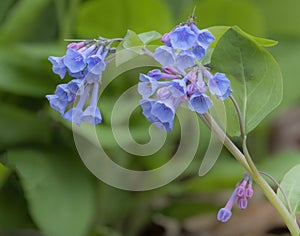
[229,95,245,138]
[228,94,299,235]
[201,113,251,173]
[201,112,299,235]
[259,171,293,215]
[242,138,299,236]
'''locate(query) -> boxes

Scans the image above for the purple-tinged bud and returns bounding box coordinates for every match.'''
[187,84,197,96]
[67,42,86,50]
[237,196,248,210]
[162,66,177,75]
[246,180,254,198]
[236,180,247,197]
[217,208,232,222]
[246,187,254,198]
[161,73,178,80]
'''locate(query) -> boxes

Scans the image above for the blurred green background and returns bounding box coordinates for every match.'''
[0,0,299,235]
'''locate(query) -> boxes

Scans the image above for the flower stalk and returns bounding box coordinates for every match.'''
[202,112,300,236]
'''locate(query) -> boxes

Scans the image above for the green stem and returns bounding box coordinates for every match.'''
[242,138,300,236]
[229,95,245,138]
[202,113,251,173]
[203,112,299,235]
[259,170,294,215]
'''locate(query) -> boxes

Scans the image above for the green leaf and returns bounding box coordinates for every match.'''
[0,45,58,97]
[211,27,283,136]
[138,31,162,45]
[277,164,300,215]
[0,163,11,188]
[208,26,277,49]
[0,0,52,42]
[0,0,15,24]
[0,174,34,230]
[77,0,173,38]
[123,30,144,49]
[6,149,96,236]
[238,30,278,47]
[117,30,161,64]
[0,102,50,147]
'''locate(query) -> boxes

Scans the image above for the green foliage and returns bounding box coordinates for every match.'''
[258,151,300,181]
[6,149,96,236]
[211,27,282,136]
[0,103,50,146]
[0,0,53,43]
[0,0,299,235]
[277,164,300,215]
[208,26,278,48]
[77,0,173,38]
[0,45,59,97]
[138,31,162,45]
[184,0,266,36]
[252,0,300,38]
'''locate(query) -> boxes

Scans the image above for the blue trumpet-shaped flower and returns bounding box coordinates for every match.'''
[169,25,197,50]
[47,39,111,125]
[188,93,213,114]
[48,56,67,79]
[153,46,175,66]
[208,72,232,100]
[140,99,176,132]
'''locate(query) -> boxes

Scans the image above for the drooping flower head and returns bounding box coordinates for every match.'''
[47,38,121,125]
[139,18,232,132]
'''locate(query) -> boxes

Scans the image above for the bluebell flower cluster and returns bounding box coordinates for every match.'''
[46,39,115,125]
[138,22,232,132]
[217,174,254,222]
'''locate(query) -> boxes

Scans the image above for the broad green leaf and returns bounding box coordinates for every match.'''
[277,164,300,215]
[77,0,173,38]
[0,0,15,24]
[0,174,34,230]
[6,149,96,236]
[0,0,51,42]
[208,26,277,49]
[138,31,162,45]
[0,163,10,188]
[207,26,230,48]
[237,28,277,47]
[115,30,144,65]
[0,102,50,147]
[211,27,283,136]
